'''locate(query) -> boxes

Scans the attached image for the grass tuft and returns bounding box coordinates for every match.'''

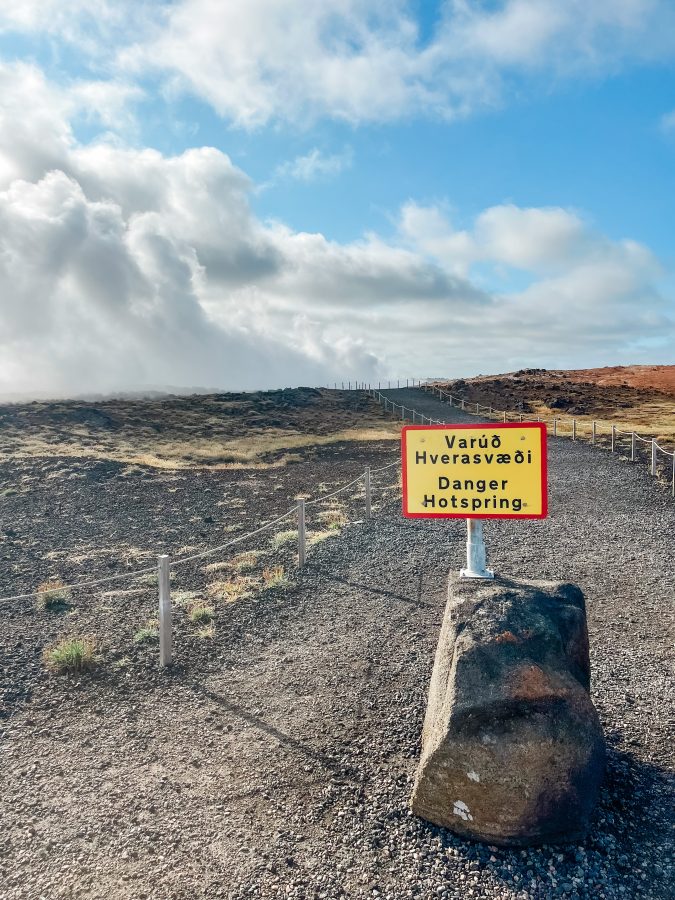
[44,636,96,674]
[261,566,288,590]
[307,529,336,546]
[188,602,215,624]
[172,590,201,606]
[207,577,258,603]
[36,578,71,611]
[203,560,230,573]
[229,550,261,573]
[133,621,159,644]
[318,504,348,530]
[271,529,297,549]
[197,623,215,639]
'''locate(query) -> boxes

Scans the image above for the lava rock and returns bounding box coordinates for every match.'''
[411,575,605,846]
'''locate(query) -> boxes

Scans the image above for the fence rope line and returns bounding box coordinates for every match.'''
[169,507,298,568]
[0,386,467,610]
[371,460,399,474]
[304,474,364,507]
[379,381,674,498]
[0,562,161,605]
[0,452,401,607]
[414,382,674,457]
[366,382,674,501]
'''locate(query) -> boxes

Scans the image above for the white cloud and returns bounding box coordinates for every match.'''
[398,201,655,277]
[0,60,671,397]
[275,147,353,183]
[0,1,152,55]
[0,62,142,188]
[3,2,675,128]
[114,0,675,127]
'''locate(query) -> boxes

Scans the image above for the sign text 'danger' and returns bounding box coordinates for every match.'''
[402,423,548,519]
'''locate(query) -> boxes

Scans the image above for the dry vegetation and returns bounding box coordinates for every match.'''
[43,636,97,673]
[0,387,399,470]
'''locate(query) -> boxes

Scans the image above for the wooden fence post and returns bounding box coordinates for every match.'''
[365,467,371,520]
[572,419,576,441]
[611,425,616,453]
[631,432,636,462]
[158,554,172,668]
[297,500,306,568]
[651,440,657,476]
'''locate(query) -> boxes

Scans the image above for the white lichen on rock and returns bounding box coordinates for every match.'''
[467,770,480,782]
[453,800,473,822]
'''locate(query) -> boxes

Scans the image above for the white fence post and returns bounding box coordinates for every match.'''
[365,466,371,520]
[592,421,596,444]
[297,499,306,568]
[651,440,657,476]
[503,411,507,423]
[572,419,576,441]
[631,432,636,462]
[158,554,172,668]
[611,425,616,453]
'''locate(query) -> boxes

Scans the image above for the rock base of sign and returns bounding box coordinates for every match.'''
[411,575,605,846]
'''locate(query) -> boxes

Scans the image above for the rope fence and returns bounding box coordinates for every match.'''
[378,382,674,498]
[0,446,402,669]
[2,376,671,676]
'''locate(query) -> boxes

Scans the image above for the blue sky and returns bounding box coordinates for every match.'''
[0,1,674,395]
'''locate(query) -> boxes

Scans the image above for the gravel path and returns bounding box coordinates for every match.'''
[1,388,673,899]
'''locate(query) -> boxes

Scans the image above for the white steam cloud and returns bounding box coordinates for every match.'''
[0,61,672,398]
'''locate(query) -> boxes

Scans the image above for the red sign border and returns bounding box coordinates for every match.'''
[401,422,548,520]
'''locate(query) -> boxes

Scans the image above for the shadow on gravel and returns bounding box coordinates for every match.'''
[188,680,360,782]
[306,563,433,609]
[412,743,674,899]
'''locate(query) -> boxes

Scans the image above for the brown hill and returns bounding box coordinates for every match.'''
[434,365,675,446]
[556,365,675,396]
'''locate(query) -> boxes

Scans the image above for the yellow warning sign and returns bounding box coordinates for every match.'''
[402,423,547,519]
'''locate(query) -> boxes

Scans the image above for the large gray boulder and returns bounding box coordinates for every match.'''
[411,576,605,846]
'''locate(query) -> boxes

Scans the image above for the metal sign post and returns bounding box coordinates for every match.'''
[460,519,494,579]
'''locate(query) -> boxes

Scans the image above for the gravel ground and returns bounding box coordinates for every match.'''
[1,388,673,899]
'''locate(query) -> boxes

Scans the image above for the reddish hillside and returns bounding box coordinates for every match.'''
[559,366,675,396]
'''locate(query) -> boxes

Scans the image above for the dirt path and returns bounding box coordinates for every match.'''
[1,389,673,899]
